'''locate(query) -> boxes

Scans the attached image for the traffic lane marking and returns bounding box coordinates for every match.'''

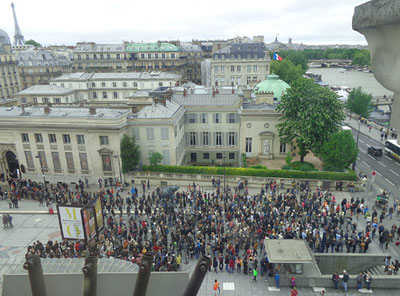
[379,162,387,168]
[362,161,371,168]
[385,178,395,186]
[359,149,366,153]
[389,169,400,177]
[384,155,392,161]
[359,139,365,144]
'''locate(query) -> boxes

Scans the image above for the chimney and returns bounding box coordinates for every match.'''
[44,106,51,114]
[216,88,219,94]
[89,106,96,115]
[212,88,215,97]
[232,87,235,94]
[131,105,138,113]
[154,98,160,105]
[183,88,187,97]
[21,104,25,113]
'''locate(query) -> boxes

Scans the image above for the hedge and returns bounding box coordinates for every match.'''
[142,165,357,181]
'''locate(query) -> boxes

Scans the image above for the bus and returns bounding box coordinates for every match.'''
[385,140,400,161]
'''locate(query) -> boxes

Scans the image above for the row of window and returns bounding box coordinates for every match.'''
[214,65,263,73]
[213,53,261,59]
[187,132,237,146]
[185,113,238,124]
[189,152,235,162]
[24,150,89,172]
[21,133,109,146]
[75,53,178,61]
[132,127,170,141]
[244,137,287,153]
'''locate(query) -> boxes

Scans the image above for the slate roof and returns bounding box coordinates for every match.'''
[16,85,75,96]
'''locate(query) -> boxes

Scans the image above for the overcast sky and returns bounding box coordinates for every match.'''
[1,0,369,46]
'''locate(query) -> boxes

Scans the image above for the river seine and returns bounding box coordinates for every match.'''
[308,67,393,97]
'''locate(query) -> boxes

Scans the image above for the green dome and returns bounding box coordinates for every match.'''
[254,73,290,101]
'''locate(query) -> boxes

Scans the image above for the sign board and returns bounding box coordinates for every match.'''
[57,205,85,240]
[372,171,377,177]
[81,206,97,241]
[91,197,104,233]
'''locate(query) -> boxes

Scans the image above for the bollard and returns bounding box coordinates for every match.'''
[23,255,48,296]
[82,256,98,296]
[133,253,153,296]
[183,256,211,296]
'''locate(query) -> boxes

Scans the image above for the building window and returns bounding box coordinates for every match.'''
[202,132,209,146]
[190,132,197,146]
[62,134,71,144]
[214,66,218,73]
[33,98,38,104]
[245,137,252,153]
[133,82,138,87]
[54,98,61,104]
[231,66,235,72]
[101,82,106,87]
[187,114,197,123]
[48,134,57,143]
[213,113,221,124]
[76,135,85,145]
[161,127,169,140]
[92,92,97,99]
[132,127,140,140]
[123,82,127,87]
[228,113,236,123]
[228,132,236,146]
[247,77,251,84]
[280,142,287,153]
[216,153,222,159]
[43,98,49,104]
[253,65,258,72]
[52,152,61,171]
[101,154,112,171]
[203,152,210,160]
[146,127,155,140]
[99,136,109,145]
[162,149,170,165]
[112,82,117,87]
[237,65,241,72]
[113,92,118,99]
[103,91,107,99]
[24,151,34,168]
[38,151,48,169]
[190,152,197,162]
[247,65,251,73]
[229,152,235,160]
[65,152,75,170]
[171,53,176,59]
[221,65,225,73]
[116,54,120,60]
[91,82,96,88]
[35,133,43,143]
[79,153,89,170]
[216,132,222,146]
[21,133,29,142]
[200,113,208,124]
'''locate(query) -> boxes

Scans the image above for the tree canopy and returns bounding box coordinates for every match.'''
[321,130,359,171]
[277,78,345,162]
[120,134,140,173]
[270,59,304,85]
[25,39,42,48]
[351,50,371,67]
[149,152,163,166]
[346,87,372,118]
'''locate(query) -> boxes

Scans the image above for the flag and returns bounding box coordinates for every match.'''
[273,53,283,61]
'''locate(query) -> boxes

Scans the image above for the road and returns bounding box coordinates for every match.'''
[350,127,400,199]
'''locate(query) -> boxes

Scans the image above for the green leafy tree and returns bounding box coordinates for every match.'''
[120,134,140,173]
[346,87,372,118]
[277,78,345,162]
[270,59,304,85]
[352,50,371,66]
[25,39,42,48]
[321,131,359,171]
[149,152,163,166]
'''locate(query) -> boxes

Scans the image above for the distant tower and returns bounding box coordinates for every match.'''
[11,2,25,45]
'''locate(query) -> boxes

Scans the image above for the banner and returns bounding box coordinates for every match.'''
[57,205,85,240]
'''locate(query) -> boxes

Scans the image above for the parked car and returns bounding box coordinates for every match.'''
[367,146,383,157]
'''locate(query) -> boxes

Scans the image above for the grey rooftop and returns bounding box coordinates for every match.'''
[15,85,75,96]
[172,93,240,106]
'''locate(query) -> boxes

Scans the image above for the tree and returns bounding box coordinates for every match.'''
[346,87,372,118]
[149,152,163,166]
[25,39,42,48]
[276,78,345,162]
[270,60,304,85]
[321,131,359,171]
[120,134,140,173]
[352,50,371,66]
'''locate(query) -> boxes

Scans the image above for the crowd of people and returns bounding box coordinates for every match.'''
[1,174,399,291]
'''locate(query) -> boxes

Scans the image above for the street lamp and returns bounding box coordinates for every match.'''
[220,152,226,194]
[35,154,47,190]
[356,118,361,148]
[113,153,123,185]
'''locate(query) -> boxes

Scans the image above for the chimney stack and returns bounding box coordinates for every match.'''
[232,87,235,94]
[21,104,25,113]
[183,88,187,97]
[89,106,96,115]
[212,88,215,97]
[160,98,166,106]
[154,98,159,105]
[131,105,138,113]
[44,106,51,114]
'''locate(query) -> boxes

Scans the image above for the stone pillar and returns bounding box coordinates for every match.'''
[353,0,400,143]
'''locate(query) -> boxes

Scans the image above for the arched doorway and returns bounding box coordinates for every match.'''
[6,151,19,178]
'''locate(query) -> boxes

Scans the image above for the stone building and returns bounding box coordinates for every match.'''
[0,106,129,183]
[15,50,72,90]
[209,41,270,88]
[0,29,21,99]
[13,85,77,105]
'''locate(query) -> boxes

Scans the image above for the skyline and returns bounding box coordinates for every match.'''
[1,0,369,46]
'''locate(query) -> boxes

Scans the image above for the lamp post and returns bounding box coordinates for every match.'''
[113,153,123,184]
[221,152,226,194]
[356,118,361,148]
[35,154,47,190]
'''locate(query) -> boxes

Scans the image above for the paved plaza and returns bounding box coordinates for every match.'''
[1,184,400,295]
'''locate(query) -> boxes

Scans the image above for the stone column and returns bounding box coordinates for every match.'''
[353,0,400,143]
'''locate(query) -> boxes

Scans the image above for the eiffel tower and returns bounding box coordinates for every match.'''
[11,2,25,45]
